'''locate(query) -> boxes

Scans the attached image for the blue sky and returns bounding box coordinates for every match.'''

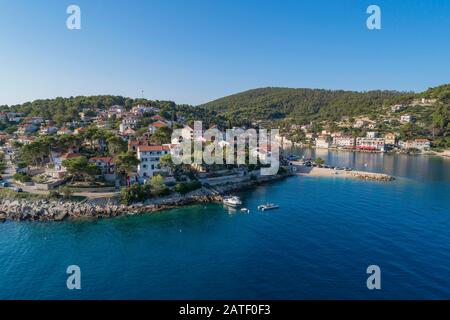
[0,0,449,106]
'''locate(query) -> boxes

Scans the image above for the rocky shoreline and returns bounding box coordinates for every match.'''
[0,173,292,223]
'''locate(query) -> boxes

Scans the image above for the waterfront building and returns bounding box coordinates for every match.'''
[356,137,386,151]
[384,133,397,145]
[366,131,379,138]
[399,139,431,151]
[137,145,171,180]
[333,136,356,148]
[89,156,116,182]
[315,136,331,149]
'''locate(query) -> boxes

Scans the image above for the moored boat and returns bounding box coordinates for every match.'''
[257,203,279,211]
[223,196,242,207]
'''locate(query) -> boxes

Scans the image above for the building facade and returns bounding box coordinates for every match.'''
[137,145,171,180]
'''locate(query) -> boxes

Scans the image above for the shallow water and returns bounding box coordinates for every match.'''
[0,151,449,299]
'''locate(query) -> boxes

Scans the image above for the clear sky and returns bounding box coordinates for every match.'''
[0,0,449,106]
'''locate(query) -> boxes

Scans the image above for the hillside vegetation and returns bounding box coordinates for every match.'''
[200,87,411,123]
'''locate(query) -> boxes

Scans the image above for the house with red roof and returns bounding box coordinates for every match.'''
[136,145,170,180]
[148,121,168,134]
[89,156,115,173]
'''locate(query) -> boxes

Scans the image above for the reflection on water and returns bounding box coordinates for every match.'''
[0,149,449,299]
[288,148,450,182]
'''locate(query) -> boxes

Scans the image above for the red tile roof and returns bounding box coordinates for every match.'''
[138,145,170,152]
[151,115,166,121]
[90,156,115,163]
[149,121,167,128]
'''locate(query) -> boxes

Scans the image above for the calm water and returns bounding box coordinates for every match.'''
[0,151,449,299]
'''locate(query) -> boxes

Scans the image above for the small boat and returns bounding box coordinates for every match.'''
[287,155,300,161]
[257,203,279,211]
[240,208,250,213]
[223,196,242,207]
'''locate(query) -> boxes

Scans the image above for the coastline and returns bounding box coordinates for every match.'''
[0,165,395,223]
[311,146,450,159]
[293,165,395,181]
[0,172,292,223]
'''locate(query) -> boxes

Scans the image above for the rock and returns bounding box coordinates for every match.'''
[54,211,68,221]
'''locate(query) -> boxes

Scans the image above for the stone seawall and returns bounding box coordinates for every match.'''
[0,173,292,223]
[0,194,222,223]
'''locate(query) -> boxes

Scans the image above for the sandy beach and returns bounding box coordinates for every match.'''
[292,165,394,181]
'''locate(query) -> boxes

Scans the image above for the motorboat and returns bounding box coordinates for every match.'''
[257,203,279,211]
[223,196,242,207]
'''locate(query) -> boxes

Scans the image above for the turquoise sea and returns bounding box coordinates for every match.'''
[0,150,449,299]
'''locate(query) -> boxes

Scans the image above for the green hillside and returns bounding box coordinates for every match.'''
[199,87,413,124]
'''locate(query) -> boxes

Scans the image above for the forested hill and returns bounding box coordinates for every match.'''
[199,87,414,123]
[0,95,220,126]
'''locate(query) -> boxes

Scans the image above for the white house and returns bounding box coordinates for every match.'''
[399,139,431,151]
[315,136,331,149]
[137,145,170,180]
[391,104,405,112]
[119,115,139,133]
[333,136,355,148]
[131,105,160,115]
[356,137,386,151]
[40,125,58,135]
[366,131,379,138]
[400,114,413,123]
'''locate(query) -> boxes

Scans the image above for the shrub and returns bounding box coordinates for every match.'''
[48,190,61,200]
[59,186,74,199]
[173,180,202,195]
[120,184,150,205]
[13,172,32,183]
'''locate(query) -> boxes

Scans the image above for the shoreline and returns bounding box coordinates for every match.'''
[0,165,395,223]
[292,165,395,181]
[309,146,450,158]
[0,173,292,223]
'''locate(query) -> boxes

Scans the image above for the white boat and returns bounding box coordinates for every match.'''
[257,203,279,211]
[240,208,250,213]
[223,196,242,207]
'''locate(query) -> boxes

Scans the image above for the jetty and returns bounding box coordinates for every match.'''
[290,162,395,182]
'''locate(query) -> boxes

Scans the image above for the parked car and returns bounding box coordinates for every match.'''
[12,187,23,192]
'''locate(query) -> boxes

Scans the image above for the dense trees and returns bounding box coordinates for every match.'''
[149,126,172,144]
[432,104,449,136]
[115,152,140,183]
[107,136,128,156]
[0,152,6,173]
[62,157,100,181]
[200,87,408,124]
